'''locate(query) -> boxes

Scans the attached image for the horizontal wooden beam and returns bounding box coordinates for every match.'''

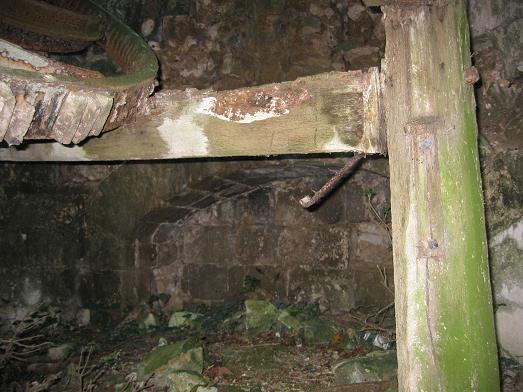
[0,68,386,161]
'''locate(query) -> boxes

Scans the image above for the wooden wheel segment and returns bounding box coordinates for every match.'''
[0,0,158,145]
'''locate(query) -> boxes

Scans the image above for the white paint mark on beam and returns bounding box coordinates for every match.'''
[196,96,289,124]
[158,116,209,157]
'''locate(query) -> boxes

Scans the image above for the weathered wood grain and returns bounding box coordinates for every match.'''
[0,68,386,161]
[383,1,499,390]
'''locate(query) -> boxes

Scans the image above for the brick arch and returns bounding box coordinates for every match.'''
[129,160,393,310]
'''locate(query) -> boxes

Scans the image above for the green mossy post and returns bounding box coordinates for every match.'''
[382,1,499,390]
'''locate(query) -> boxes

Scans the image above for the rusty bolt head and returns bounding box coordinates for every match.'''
[464,66,480,87]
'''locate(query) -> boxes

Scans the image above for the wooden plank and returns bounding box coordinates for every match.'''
[0,68,386,161]
[383,1,499,391]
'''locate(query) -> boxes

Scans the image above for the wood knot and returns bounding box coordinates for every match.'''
[464,66,480,87]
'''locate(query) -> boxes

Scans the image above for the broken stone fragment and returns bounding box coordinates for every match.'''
[301,318,337,345]
[340,328,359,350]
[168,311,202,328]
[137,312,158,331]
[333,351,397,385]
[137,339,204,380]
[277,309,302,331]
[244,299,279,335]
[278,308,340,345]
[141,18,155,37]
[47,343,73,362]
[167,370,210,392]
[195,387,218,392]
[347,3,366,21]
[76,308,90,327]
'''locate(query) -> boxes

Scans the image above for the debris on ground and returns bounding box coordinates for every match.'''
[47,343,73,362]
[168,311,203,329]
[138,340,203,385]
[245,300,279,336]
[137,311,158,331]
[0,296,399,391]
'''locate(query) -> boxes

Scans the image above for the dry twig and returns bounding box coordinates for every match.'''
[121,373,155,392]
[25,372,63,392]
[0,313,51,368]
[377,265,394,297]
[348,309,395,339]
[365,191,392,245]
[76,345,106,392]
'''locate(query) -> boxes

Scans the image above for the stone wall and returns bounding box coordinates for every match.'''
[0,0,521,365]
[97,0,385,90]
[469,0,523,364]
[133,160,392,311]
[0,158,393,326]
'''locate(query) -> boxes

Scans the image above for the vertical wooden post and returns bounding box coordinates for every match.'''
[382,1,499,390]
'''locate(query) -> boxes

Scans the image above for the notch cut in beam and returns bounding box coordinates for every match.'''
[0,68,386,162]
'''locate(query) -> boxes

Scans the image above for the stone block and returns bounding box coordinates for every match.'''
[344,185,368,223]
[182,225,236,265]
[288,268,355,311]
[142,207,191,224]
[218,182,252,198]
[227,266,247,297]
[184,264,228,300]
[192,176,235,193]
[192,199,236,226]
[78,270,122,308]
[242,265,288,300]
[135,240,158,268]
[118,268,152,306]
[334,351,397,385]
[353,270,394,309]
[135,221,160,242]
[157,236,183,266]
[352,222,392,265]
[168,189,208,207]
[87,229,133,269]
[274,178,346,226]
[42,268,77,301]
[151,263,186,308]
[192,194,220,209]
[234,225,276,265]
[153,223,179,243]
[496,307,523,365]
[276,226,350,269]
[225,171,275,187]
[234,188,274,225]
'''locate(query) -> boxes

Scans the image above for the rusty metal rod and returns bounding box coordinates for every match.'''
[299,153,365,209]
